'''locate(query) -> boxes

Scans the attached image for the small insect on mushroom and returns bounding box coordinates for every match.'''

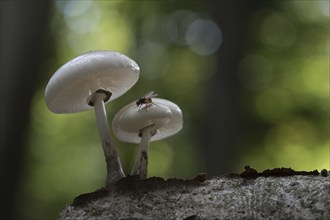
[113,97,183,179]
[136,91,158,110]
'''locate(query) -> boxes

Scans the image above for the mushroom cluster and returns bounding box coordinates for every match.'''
[45,50,183,185]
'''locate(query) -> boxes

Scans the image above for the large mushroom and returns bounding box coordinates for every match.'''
[112,95,183,179]
[45,50,139,185]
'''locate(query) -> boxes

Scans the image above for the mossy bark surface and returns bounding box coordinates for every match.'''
[59,172,329,220]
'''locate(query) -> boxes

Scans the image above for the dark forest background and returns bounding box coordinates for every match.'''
[1,1,329,219]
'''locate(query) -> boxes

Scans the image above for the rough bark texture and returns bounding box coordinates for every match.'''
[59,171,329,220]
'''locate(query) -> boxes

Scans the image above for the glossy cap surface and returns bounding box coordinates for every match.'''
[45,51,140,113]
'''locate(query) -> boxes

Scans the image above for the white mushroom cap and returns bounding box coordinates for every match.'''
[113,98,183,143]
[45,51,140,113]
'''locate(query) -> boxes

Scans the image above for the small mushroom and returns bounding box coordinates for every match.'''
[112,97,183,179]
[45,50,139,185]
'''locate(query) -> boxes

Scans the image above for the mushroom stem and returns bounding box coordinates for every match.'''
[93,92,125,185]
[131,125,152,179]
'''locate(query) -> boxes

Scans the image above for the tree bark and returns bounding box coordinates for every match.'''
[59,173,329,220]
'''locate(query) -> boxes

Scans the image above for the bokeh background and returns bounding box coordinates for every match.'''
[1,0,329,219]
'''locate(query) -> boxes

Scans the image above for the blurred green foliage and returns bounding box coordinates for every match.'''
[236,1,329,170]
[19,1,328,219]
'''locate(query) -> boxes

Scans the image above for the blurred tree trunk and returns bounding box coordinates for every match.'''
[201,1,267,175]
[0,1,51,219]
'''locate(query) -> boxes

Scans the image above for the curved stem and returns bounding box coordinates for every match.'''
[131,125,152,179]
[93,93,125,185]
